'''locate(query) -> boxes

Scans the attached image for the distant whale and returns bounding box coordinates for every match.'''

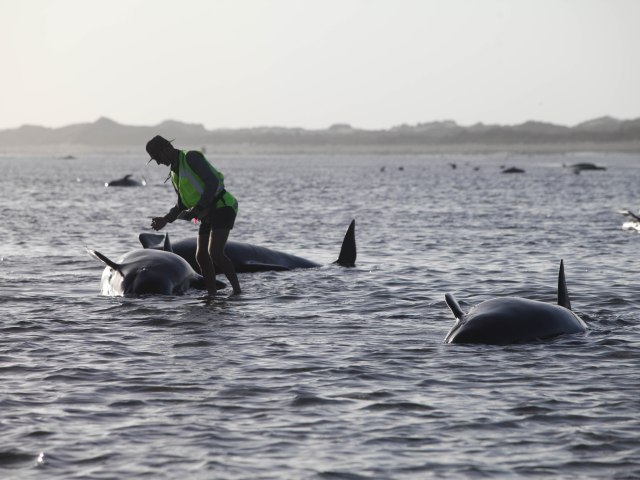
[564,162,606,174]
[139,219,357,274]
[87,248,225,296]
[444,260,587,344]
[105,174,147,187]
[501,166,525,174]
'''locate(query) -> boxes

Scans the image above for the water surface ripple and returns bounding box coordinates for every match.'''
[1,152,640,478]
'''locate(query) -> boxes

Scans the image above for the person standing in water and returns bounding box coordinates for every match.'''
[146,135,241,296]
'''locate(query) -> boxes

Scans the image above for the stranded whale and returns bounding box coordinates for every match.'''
[564,162,606,174]
[87,248,225,296]
[138,219,357,274]
[444,260,587,344]
[501,166,525,174]
[105,174,147,187]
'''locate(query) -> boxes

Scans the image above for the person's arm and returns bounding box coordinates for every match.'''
[151,198,185,231]
[186,151,219,211]
[163,202,183,223]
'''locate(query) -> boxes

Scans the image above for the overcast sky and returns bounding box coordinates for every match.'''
[1,0,638,130]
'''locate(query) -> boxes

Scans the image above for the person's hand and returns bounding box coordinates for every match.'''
[151,216,168,231]
[183,207,197,220]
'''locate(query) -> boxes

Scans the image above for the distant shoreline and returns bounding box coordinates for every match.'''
[1,116,639,156]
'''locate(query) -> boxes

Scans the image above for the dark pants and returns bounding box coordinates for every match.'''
[198,206,236,235]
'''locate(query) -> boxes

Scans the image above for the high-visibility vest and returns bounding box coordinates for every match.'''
[171,150,238,212]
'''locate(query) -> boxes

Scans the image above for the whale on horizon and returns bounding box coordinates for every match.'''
[443,260,588,344]
[563,162,607,174]
[87,248,225,296]
[501,166,525,174]
[138,219,357,274]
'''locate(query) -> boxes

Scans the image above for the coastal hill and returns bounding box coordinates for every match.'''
[1,116,639,154]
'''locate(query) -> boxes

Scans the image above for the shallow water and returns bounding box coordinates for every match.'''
[1,151,640,479]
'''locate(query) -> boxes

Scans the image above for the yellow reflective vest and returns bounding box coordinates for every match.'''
[170,150,238,212]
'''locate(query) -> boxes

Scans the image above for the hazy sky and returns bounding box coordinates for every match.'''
[1,0,639,130]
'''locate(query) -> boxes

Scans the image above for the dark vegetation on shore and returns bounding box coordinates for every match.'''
[1,116,639,154]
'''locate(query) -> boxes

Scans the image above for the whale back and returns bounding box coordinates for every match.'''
[445,297,586,344]
[87,247,225,296]
[443,260,587,344]
[138,219,357,273]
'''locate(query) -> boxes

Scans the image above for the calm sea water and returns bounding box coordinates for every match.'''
[1,151,640,479]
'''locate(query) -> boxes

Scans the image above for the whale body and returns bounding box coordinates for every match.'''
[105,174,147,187]
[564,162,606,174]
[139,219,357,274]
[565,162,606,171]
[444,260,587,344]
[501,166,525,174]
[87,248,225,296]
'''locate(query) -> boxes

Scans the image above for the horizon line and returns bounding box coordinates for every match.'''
[2,114,638,132]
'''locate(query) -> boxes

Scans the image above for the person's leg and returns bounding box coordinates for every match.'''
[196,232,218,296]
[210,228,241,294]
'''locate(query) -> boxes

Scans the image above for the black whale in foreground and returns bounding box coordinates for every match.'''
[139,219,357,274]
[444,260,587,344]
[87,248,225,296]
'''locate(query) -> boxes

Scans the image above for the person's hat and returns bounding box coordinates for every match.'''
[146,135,173,164]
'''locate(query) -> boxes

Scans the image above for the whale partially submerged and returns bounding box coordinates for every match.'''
[105,174,147,187]
[564,162,606,174]
[87,248,225,296]
[501,166,525,174]
[444,260,587,344]
[139,219,357,274]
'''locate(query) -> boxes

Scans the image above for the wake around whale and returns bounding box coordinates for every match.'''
[138,219,357,274]
[620,209,640,232]
[87,248,225,296]
[443,260,587,344]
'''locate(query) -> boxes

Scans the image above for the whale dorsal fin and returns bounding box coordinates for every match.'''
[139,232,173,252]
[163,233,172,252]
[87,248,121,272]
[557,259,572,310]
[335,219,356,267]
[445,293,465,320]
